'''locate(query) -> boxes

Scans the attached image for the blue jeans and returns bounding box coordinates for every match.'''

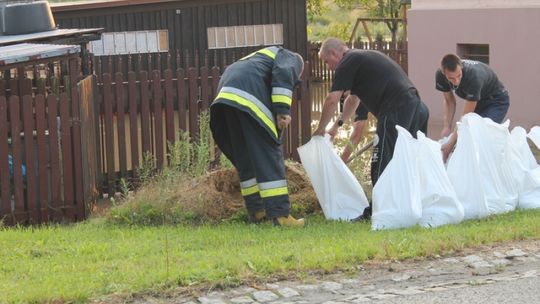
[475,91,510,123]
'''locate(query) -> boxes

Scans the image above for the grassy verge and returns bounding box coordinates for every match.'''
[1,210,539,303]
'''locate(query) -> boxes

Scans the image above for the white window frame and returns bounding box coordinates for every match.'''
[207,24,283,49]
[89,29,169,56]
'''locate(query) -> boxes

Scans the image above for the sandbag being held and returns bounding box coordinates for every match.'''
[298,135,369,220]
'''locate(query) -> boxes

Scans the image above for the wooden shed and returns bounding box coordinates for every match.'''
[51,0,308,69]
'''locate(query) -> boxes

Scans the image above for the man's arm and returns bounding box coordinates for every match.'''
[441,99,477,162]
[313,90,343,136]
[441,91,457,138]
[341,120,366,163]
[328,94,360,138]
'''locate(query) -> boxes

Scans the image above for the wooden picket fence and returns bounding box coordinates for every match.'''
[96,62,312,195]
[0,76,97,225]
[0,57,311,224]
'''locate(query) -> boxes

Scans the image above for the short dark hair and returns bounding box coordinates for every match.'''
[441,54,462,72]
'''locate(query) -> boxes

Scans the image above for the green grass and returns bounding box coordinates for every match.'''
[1,210,540,303]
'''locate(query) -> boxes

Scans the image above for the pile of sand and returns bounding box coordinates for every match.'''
[175,162,320,221]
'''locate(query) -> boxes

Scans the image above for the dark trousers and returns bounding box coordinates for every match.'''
[210,105,290,218]
[475,91,510,123]
[371,90,429,187]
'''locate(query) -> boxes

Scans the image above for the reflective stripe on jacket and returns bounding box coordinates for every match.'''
[212,46,303,142]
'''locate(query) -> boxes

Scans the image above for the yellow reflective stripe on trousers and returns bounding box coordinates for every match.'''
[241,184,260,196]
[271,95,292,107]
[260,187,288,198]
[216,91,278,139]
[259,180,288,198]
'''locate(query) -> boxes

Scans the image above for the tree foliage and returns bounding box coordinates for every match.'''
[308,0,405,43]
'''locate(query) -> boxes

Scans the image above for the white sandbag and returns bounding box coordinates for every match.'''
[528,126,540,150]
[371,126,422,230]
[416,132,464,227]
[509,127,540,209]
[297,135,368,220]
[447,117,490,219]
[518,168,540,209]
[468,115,518,213]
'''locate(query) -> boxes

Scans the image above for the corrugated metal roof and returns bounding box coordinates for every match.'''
[51,0,185,12]
[0,43,80,66]
[0,28,103,46]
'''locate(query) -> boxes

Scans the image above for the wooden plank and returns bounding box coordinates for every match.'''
[102,73,116,196]
[60,93,75,220]
[210,66,220,101]
[9,79,18,98]
[188,67,199,139]
[176,69,187,132]
[22,95,40,223]
[19,78,33,98]
[70,87,84,221]
[0,97,11,220]
[36,78,47,95]
[115,73,127,178]
[9,96,25,222]
[200,66,209,111]
[152,70,164,169]
[128,72,140,178]
[139,71,152,155]
[69,58,86,220]
[78,76,98,218]
[47,94,62,220]
[35,95,49,222]
[164,69,175,149]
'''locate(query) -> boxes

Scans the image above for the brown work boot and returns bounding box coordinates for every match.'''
[273,215,305,227]
[248,210,267,223]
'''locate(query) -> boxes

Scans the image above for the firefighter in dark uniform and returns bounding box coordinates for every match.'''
[210,46,305,227]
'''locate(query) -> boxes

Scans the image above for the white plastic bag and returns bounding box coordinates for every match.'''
[447,117,490,219]
[371,126,422,230]
[470,116,518,213]
[509,127,540,209]
[297,135,368,220]
[417,132,464,227]
[528,126,540,151]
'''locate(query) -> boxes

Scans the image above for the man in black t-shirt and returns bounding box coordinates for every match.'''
[436,54,510,162]
[313,37,429,221]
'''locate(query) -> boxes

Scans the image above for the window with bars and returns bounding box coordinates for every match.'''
[457,44,489,64]
[207,24,283,49]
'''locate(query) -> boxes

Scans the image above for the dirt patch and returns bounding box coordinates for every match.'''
[174,162,320,221]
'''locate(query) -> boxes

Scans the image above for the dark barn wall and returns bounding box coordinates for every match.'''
[52,0,308,58]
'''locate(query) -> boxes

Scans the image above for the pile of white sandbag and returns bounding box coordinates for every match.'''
[372,113,540,230]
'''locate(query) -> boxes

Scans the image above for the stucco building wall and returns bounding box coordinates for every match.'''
[408,0,540,135]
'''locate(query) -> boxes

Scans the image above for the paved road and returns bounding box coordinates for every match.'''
[106,240,540,304]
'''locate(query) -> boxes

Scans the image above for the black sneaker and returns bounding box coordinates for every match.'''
[351,206,371,222]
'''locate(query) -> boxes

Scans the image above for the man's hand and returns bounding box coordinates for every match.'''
[277,114,291,130]
[441,130,458,162]
[441,140,454,163]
